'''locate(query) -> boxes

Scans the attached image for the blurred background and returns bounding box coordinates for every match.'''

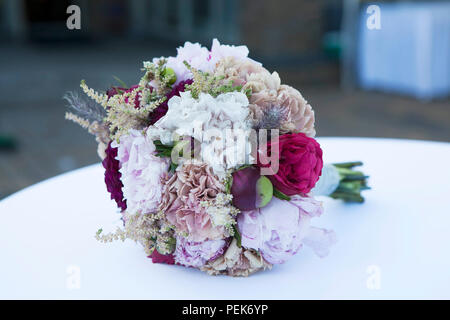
[0,0,449,199]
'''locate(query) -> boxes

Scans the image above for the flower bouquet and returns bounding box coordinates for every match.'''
[65,39,369,276]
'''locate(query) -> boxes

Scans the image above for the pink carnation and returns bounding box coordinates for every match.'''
[161,163,226,241]
[237,196,336,264]
[166,204,225,242]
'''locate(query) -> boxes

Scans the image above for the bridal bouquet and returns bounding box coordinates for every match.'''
[65,39,369,276]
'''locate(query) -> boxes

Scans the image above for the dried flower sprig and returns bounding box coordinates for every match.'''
[65,112,90,129]
[95,211,175,255]
[183,61,250,99]
[80,80,108,107]
[103,86,166,141]
[200,193,240,237]
[140,59,175,96]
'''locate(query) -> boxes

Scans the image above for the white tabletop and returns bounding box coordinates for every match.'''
[1,137,450,299]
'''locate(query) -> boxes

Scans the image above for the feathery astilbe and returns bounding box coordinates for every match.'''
[95,211,176,256]
[183,61,250,99]
[63,91,106,123]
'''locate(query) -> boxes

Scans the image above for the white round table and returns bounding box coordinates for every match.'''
[1,137,449,299]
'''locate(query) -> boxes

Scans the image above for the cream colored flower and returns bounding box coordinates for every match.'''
[201,239,272,277]
[244,69,281,97]
[276,85,316,136]
[214,56,280,96]
[214,56,265,87]
[249,85,316,137]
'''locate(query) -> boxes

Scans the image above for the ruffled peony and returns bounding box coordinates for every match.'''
[102,142,127,211]
[113,129,169,215]
[237,196,336,264]
[208,39,256,67]
[158,42,211,85]
[161,162,227,241]
[174,236,227,268]
[156,39,256,86]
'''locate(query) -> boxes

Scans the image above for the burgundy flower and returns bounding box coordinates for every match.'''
[149,250,176,265]
[106,87,126,98]
[102,142,126,211]
[230,167,273,211]
[257,133,323,196]
[148,79,193,124]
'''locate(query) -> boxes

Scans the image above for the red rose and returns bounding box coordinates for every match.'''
[257,133,323,196]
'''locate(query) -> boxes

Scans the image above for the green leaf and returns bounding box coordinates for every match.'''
[112,75,128,88]
[225,175,233,194]
[273,188,291,201]
[169,161,178,173]
[333,161,363,169]
[232,224,242,248]
[154,140,174,158]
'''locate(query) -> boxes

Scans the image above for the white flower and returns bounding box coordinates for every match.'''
[209,38,259,66]
[113,129,169,215]
[152,91,252,177]
[202,193,238,229]
[164,42,212,85]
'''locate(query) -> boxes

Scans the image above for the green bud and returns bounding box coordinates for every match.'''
[162,67,176,85]
[256,176,273,208]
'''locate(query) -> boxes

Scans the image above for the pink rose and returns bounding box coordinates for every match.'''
[258,133,323,196]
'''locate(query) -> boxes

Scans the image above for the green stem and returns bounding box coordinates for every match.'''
[329,161,369,203]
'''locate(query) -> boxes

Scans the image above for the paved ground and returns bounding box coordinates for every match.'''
[0,41,449,199]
